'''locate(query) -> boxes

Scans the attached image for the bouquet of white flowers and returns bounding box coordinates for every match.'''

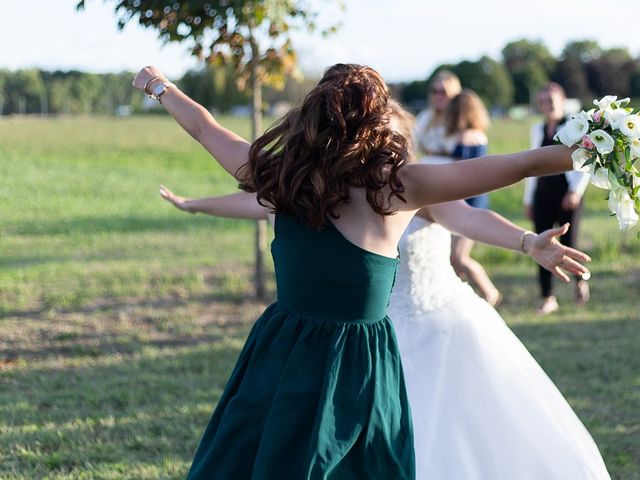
[555,95,640,231]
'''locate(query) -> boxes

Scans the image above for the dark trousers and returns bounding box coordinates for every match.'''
[532,174,583,297]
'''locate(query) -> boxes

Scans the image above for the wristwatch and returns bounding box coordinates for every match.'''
[150,81,172,102]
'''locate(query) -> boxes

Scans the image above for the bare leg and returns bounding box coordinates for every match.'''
[450,235,501,306]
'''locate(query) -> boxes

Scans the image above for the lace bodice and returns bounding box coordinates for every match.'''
[390,217,474,313]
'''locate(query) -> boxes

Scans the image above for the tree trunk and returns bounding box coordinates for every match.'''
[251,66,267,301]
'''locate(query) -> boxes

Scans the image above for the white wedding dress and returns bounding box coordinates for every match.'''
[389,217,611,479]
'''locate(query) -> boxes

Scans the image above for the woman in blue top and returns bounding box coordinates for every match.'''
[444,89,501,305]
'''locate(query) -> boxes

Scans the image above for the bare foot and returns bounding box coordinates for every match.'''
[537,296,559,315]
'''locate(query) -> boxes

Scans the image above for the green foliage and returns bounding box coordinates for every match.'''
[78,0,341,92]
[450,56,513,110]
[2,69,46,114]
[552,56,592,102]
[178,64,251,112]
[586,48,636,99]
[502,39,555,105]
[0,70,144,115]
[562,40,603,64]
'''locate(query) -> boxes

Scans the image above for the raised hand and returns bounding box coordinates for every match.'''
[159,185,194,213]
[526,223,590,282]
[132,66,167,93]
[132,65,250,179]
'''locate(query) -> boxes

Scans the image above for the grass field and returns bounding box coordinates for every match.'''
[1,115,639,479]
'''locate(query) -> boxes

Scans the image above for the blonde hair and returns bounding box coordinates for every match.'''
[425,70,462,132]
[444,89,490,135]
[430,70,462,99]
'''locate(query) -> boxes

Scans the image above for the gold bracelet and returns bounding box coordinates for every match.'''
[520,230,535,253]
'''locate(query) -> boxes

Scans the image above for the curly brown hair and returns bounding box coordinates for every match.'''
[238,63,408,230]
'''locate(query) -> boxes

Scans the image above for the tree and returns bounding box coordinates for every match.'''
[630,64,640,98]
[450,56,513,110]
[0,70,7,115]
[179,64,250,112]
[502,39,555,105]
[3,69,46,114]
[552,56,591,102]
[78,0,341,299]
[586,48,635,99]
[399,79,429,112]
[561,40,602,64]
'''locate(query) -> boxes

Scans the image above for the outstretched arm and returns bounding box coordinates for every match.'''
[423,201,590,282]
[133,66,250,179]
[400,145,575,209]
[159,186,268,220]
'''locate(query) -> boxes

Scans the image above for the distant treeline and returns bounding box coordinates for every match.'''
[2,39,640,116]
[400,39,640,113]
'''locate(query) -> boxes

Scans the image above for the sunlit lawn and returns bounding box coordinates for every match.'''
[0,116,638,479]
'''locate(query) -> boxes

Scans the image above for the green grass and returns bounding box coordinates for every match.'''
[1,116,639,479]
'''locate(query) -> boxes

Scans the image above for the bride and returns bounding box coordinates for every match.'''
[158,103,610,479]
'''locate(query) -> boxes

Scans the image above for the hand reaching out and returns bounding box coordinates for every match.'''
[526,223,590,282]
[159,185,194,213]
[132,66,167,93]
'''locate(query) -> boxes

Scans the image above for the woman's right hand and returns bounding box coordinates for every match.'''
[159,185,194,213]
[526,223,590,282]
[132,66,167,93]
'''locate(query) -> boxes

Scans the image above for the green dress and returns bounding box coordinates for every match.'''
[187,214,415,479]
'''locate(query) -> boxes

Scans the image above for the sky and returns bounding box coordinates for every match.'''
[4,0,640,83]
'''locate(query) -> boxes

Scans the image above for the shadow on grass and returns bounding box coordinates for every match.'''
[4,214,251,237]
[0,341,245,479]
[1,311,638,478]
[512,317,640,479]
[0,288,273,321]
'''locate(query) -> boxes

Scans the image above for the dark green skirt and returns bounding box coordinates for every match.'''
[186,303,414,479]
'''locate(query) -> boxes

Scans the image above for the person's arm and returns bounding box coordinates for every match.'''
[399,145,575,209]
[133,66,250,179]
[424,200,590,282]
[159,186,268,220]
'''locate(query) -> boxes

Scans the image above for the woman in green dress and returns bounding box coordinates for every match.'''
[133,63,586,479]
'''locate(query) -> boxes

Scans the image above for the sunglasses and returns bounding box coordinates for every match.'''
[430,88,447,96]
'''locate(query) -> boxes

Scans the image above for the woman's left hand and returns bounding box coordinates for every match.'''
[132,66,167,93]
[527,223,590,282]
[159,185,194,213]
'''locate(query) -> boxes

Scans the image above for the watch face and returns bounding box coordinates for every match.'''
[152,83,166,96]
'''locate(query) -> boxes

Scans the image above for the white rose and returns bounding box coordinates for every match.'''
[618,114,640,139]
[608,188,639,230]
[604,108,629,129]
[555,117,589,147]
[588,129,615,154]
[571,148,594,173]
[593,95,618,111]
[590,167,611,189]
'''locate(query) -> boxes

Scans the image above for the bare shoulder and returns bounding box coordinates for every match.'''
[460,129,488,145]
